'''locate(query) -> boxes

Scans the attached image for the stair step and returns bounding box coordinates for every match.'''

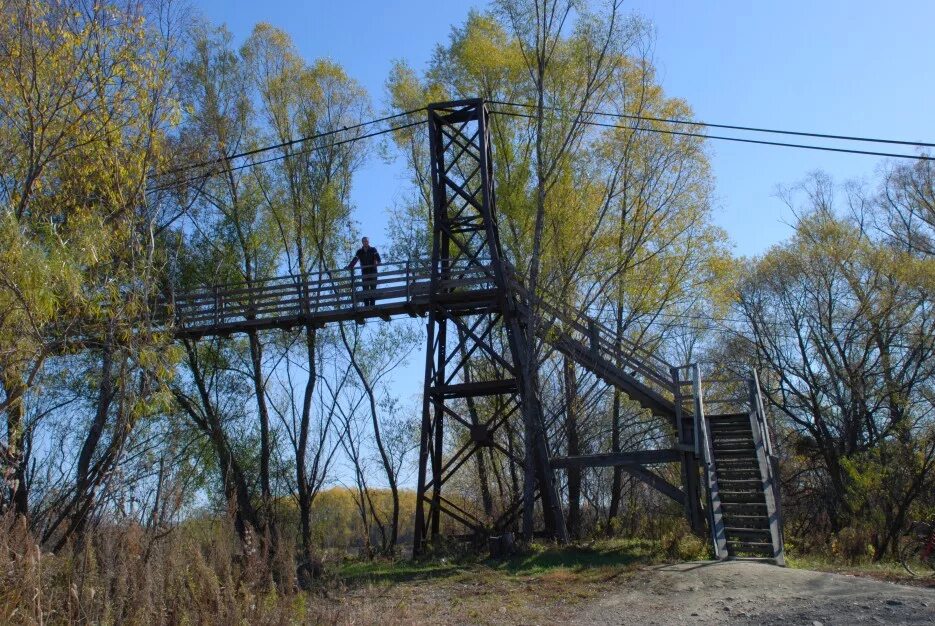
[716,468,760,476]
[711,435,753,443]
[715,458,759,466]
[711,434,753,443]
[725,527,771,537]
[709,417,750,426]
[711,425,752,432]
[721,502,767,514]
[727,538,773,548]
[716,466,760,475]
[717,478,762,487]
[720,491,767,503]
[711,450,756,459]
[709,413,749,420]
[712,434,753,441]
[727,541,774,556]
[720,515,769,528]
[710,427,751,435]
[711,428,752,436]
[720,482,763,491]
[712,441,756,450]
[717,471,760,479]
[710,424,750,431]
[705,413,750,428]
[712,436,754,443]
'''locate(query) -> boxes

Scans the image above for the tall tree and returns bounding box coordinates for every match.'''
[0,0,177,544]
[387,7,724,536]
[243,23,370,573]
[735,174,935,556]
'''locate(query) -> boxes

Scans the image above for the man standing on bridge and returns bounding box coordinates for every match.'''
[346,236,381,306]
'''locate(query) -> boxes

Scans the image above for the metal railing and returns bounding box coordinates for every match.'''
[503,268,677,398]
[165,258,498,332]
[691,363,727,559]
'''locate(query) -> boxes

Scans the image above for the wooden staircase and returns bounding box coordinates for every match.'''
[708,412,778,559]
[698,373,784,565]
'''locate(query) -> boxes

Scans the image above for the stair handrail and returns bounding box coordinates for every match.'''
[750,369,775,458]
[693,363,726,559]
[501,267,676,394]
[748,368,785,564]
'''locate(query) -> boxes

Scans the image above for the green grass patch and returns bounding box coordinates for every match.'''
[787,554,935,588]
[337,557,470,585]
[336,538,665,587]
[489,538,660,576]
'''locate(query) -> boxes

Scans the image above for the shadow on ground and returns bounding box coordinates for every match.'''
[338,539,661,586]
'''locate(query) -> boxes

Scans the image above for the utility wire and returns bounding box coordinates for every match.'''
[147,100,933,194]
[489,108,935,162]
[146,118,427,195]
[151,106,428,181]
[488,99,935,149]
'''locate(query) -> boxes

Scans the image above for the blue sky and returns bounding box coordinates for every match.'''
[193,0,934,258]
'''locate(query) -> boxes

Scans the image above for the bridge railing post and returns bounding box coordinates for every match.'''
[314,271,322,313]
[298,273,308,316]
[691,364,703,458]
[405,259,411,302]
[170,289,180,328]
[350,269,357,311]
[213,286,220,327]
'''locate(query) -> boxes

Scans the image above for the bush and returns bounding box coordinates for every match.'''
[660,521,709,561]
[830,526,875,564]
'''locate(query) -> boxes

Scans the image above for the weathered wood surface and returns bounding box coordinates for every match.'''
[165,261,498,337]
[164,259,683,419]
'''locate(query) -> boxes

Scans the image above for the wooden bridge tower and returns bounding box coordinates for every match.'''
[412,99,566,554]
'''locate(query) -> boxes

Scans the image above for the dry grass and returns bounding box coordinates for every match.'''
[326,539,666,625]
[0,515,344,625]
[786,553,935,589]
[0,514,708,625]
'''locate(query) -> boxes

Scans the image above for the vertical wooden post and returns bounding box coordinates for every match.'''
[315,272,322,313]
[673,366,704,535]
[405,259,411,302]
[695,364,727,559]
[748,371,785,565]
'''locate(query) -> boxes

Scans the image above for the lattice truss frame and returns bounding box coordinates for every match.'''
[413,100,564,553]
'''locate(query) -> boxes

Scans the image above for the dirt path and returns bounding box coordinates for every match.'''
[579,560,935,625]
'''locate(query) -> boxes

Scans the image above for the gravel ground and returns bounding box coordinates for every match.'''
[578,560,935,625]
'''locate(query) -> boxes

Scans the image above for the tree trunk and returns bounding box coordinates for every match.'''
[296,325,322,577]
[178,342,260,542]
[607,389,623,529]
[2,375,29,518]
[340,325,399,552]
[69,337,116,540]
[247,329,278,554]
[563,356,581,539]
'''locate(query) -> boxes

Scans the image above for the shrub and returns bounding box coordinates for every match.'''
[830,526,875,564]
[660,521,709,561]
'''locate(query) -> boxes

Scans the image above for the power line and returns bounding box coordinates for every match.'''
[146,118,427,195]
[147,99,933,195]
[488,99,935,149]
[488,108,935,162]
[580,313,930,349]
[151,106,428,181]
